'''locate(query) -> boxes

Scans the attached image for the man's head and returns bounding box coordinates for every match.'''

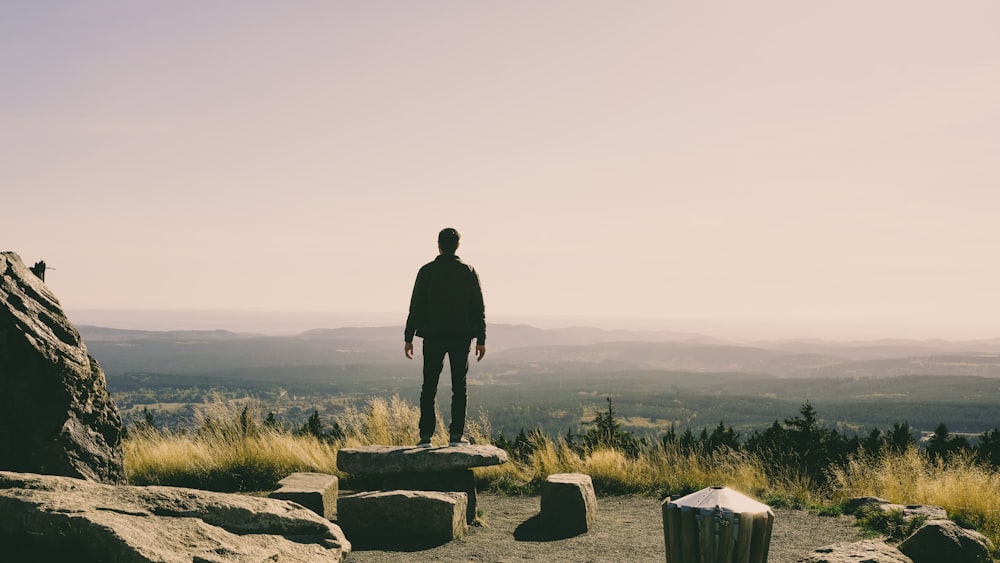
[438,228,460,254]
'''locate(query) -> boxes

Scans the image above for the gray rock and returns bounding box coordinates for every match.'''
[0,470,351,562]
[269,471,339,520]
[881,503,948,522]
[384,468,478,524]
[338,489,467,545]
[797,539,913,562]
[0,252,125,484]
[541,473,597,535]
[337,444,508,474]
[898,519,993,563]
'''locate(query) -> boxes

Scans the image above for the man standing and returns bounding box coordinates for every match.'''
[404,228,486,447]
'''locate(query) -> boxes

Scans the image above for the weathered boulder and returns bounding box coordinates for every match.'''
[0,470,351,562]
[541,472,597,535]
[269,471,339,520]
[898,519,993,563]
[336,444,508,474]
[796,539,912,562]
[338,489,467,546]
[0,252,125,484]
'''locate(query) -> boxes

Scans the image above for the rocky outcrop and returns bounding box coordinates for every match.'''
[0,252,125,483]
[898,519,993,563]
[0,470,351,562]
[796,539,913,562]
[336,444,508,474]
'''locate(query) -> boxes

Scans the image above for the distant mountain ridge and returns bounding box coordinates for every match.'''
[78,323,1000,379]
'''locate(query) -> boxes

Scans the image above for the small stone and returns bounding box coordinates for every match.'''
[541,473,597,535]
[269,472,339,520]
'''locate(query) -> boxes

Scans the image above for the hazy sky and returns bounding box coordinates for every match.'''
[4,2,999,339]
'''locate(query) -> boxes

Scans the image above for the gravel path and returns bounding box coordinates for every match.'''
[345,493,865,562]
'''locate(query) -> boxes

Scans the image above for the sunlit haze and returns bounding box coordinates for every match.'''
[4,2,999,340]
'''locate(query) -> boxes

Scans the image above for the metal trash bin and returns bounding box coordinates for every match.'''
[662,486,774,563]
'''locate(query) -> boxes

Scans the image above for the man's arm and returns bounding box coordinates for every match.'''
[404,267,427,358]
[470,267,486,361]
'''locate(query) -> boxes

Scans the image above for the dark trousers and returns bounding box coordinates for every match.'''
[419,338,471,439]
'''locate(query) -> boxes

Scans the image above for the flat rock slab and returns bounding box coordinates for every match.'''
[881,503,948,522]
[269,471,339,520]
[338,490,467,546]
[337,444,508,474]
[0,470,351,562]
[796,539,912,562]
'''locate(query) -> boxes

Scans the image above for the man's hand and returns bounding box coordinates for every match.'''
[476,344,486,362]
[404,342,414,359]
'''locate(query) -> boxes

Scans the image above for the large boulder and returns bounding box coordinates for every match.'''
[0,252,125,484]
[898,519,993,563]
[796,539,912,562]
[0,470,351,562]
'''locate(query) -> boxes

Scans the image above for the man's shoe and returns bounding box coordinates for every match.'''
[417,437,433,448]
[449,436,470,446]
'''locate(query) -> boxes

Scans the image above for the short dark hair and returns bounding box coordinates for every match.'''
[438,228,460,254]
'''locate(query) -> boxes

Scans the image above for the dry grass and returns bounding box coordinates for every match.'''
[828,448,1000,551]
[123,396,1000,551]
[125,425,339,491]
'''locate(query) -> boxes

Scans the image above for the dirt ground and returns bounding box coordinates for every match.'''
[344,492,866,562]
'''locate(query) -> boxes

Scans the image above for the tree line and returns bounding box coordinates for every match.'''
[495,398,1000,484]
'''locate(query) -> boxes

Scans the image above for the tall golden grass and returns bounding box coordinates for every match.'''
[123,396,1000,551]
[829,448,1000,550]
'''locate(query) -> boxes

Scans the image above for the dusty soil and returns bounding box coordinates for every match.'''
[344,493,866,562]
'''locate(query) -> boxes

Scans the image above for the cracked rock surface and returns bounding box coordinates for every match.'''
[1,251,125,483]
[0,471,351,562]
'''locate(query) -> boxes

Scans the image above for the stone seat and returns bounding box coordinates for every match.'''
[336,444,508,524]
[336,444,508,474]
[337,489,467,546]
[540,473,598,535]
[268,472,339,520]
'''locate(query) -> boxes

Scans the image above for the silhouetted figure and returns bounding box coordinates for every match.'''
[30,260,47,281]
[404,228,486,447]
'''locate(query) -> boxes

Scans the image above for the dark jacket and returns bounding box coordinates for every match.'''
[404,254,486,345]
